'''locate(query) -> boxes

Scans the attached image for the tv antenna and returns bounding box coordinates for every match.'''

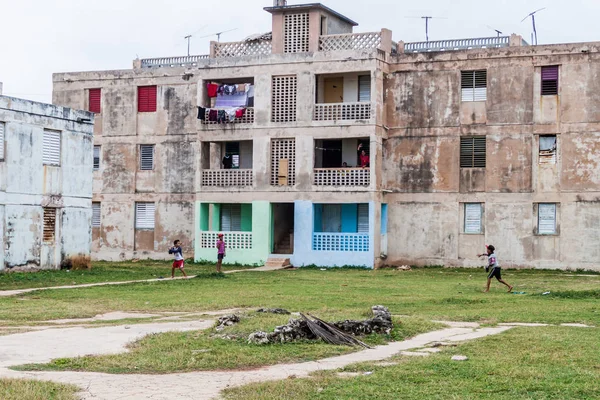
[198,28,238,43]
[180,25,207,55]
[184,35,192,56]
[486,26,503,37]
[521,8,546,45]
[405,16,447,43]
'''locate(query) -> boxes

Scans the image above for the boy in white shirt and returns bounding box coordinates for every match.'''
[478,245,513,293]
[168,240,188,279]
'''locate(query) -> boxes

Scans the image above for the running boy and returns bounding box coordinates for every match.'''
[478,245,512,293]
[216,233,226,273]
[168,240,188,279]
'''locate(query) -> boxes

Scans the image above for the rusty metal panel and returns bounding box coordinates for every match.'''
[43,207,56,243]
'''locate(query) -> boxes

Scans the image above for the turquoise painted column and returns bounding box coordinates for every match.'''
[194,202,210,262]
[211,204,221,231]
[252,201,272,264]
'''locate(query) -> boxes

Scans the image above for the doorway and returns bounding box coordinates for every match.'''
[272,203,295,254]
[324,77,344,103]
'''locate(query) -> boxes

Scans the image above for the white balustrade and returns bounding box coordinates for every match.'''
[141,55,209,68]
[404,36,511,53]
[314,102,371,121]
[313,168,370,187]
[312,233,370,252]
[201,231,253,250]
[202,169,253,187]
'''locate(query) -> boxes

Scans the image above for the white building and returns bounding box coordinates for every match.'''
[0,91,95,270]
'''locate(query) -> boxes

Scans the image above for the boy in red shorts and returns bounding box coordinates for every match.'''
[168,240,188,279]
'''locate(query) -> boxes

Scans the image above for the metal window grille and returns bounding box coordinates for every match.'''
[89,88,101,113]
[0,122,4,160]
[140,145,154,170]
[357,204,369,233]
[220,204,242,232]
[43,207,56,243]
[43,129,61,166]
[464,203,482,234]
[138,86,157,112]
[93,145,100,170]
[539,135,557,165]
[271,139,296,186]
[272,75,297,123]
[538,203,557,235]
[541,66,559,96]
[358,75,371,102]
[284,13,309,53]
[461,70,487,102]
[92,202,101,228]
[135,202,156,229]
[460,136,486,168]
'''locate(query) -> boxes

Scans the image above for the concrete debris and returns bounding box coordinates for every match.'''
[397,265,412,271]
[216,315,240,331]
[247,331,271,345]
[451,355,469,361]
[430,342,458,348]
[257,308,291,315]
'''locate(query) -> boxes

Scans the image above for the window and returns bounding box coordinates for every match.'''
[43,207,56,243]
[139,145,154,170]
[461,70,487,102]
[220,204,242,232]
[464,203,483,234]
[43,129,61,166]
[89,88,101,113]
[135,202,155,229]
[138,86,157,112]
[272,75,297,123]
[539,135,557,164]
[538,203,557,235]
[0,122,5,160]
[224,142,240,169]
[358,75,371,102]
[357,204,369,233]
[460,136,486,168]
[284,13,310,53]
[92,203,101,228]
[322,204,342,232]
[93,145,101,170]
[541,66,559,96]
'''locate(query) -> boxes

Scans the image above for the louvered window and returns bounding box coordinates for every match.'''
[93,145,101,170]
[464,203,483,234]
[220,204,242,232]
[92,202,101,228]
[284,13,310,53]
[43,129,61,166]
[460,137,486,168]
[538,203,557,235]
[541,66,559,96]
[0,122,5,160]
[358,75,371,102]
[357,204,369,233]
[539,135,557,165]
[135,202,155,229]
[43,207,56,243]
[461,70,487,102]
[272,75,297,123]
[322,204,342,233]
[89,88,101,113]
[140,145,154,170]
[138,86,157,112]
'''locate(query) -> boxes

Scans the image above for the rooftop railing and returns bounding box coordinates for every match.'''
[404,36,511,53]
[319,31,382,52]
[140,55,209,68]
[213,40,272,58]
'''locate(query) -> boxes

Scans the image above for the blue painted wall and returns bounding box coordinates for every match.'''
[341,204,358,233]
[381,204,388,234]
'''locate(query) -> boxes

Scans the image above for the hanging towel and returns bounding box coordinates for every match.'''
[237,84,247,93]
[235,108,246,118]
[227,108,237,122]
[208,109,218,122]
[217,110,227,123]
[207,83,219,98]
[197,107,206,120]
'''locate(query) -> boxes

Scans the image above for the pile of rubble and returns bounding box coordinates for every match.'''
[216,315,240,331]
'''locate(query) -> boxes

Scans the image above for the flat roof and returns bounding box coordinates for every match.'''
[264,3,358,26]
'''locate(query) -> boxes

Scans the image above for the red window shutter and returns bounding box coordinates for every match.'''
[89,88,101,113]
[138,86,157,112]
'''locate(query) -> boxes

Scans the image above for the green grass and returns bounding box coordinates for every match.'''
[15,313,440,374]
[0,379,79,400]
[0,260,253,290]
[223,326,600,399]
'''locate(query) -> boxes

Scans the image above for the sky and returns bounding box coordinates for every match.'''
[0,0,599,104]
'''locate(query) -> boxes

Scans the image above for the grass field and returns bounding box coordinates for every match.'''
[0,379,78,400]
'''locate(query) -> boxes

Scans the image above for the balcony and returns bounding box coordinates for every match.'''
[140,55,209,68]
[202,169,253,187]
[201,231,253,250]
[212,38,272,58]
[312,233,370,252]
[314,102,371,121]
[200,107,255,126]
[314,168,369,187]
[319,31,382,52]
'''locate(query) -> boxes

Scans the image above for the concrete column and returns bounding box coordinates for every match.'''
[209,143,222,170]
[380,29,393,54]
[253,136,271,189]
[296,71,314,123]
[271,14,285,54]
[510,34,524,47]
[292,200,313,266]
[308,10,322,52]
[370,201,381,269]
[254,73,271,124]
[295,135,314,190]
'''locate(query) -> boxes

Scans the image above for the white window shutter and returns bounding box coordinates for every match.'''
[43,129,61,166]
[220,204,242,232]
[538,204,556,234]
[93,146,101,170]
[135,203,156,229]
[0,122,5,159]
[358,76,371,102]
[140,145,154,170]
[464,203,482,234]
[92,203,101,228]
[357,204,369,233]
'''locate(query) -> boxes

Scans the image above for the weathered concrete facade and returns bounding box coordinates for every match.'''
[0,95,94,270]
[52,2,600,270]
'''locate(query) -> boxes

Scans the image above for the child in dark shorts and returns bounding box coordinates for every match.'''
[216,234,226,273]
[478,245,513,293]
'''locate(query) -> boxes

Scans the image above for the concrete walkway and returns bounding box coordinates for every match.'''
[0,319,514,400]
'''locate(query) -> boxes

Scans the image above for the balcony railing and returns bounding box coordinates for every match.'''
[314,102,371,121]
[319,32,382,52]
[312,233,370,252]
[404,36,511,53]
[202,169,253,187]
[314,168,370,187]
[201,108,254,125]
[213,40,272,58]
[201,231,253,250]
[141,55,209,68]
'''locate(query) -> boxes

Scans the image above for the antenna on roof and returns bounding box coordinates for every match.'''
[405,16,448,43]
[197,28,238,43]
[521,8,546,45]
[184,35,192,56]
[486,26,503,37]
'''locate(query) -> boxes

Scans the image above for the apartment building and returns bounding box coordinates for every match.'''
[0,90,94,270]
[52,1,600,270]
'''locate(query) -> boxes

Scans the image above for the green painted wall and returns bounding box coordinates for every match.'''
[241,204,252,232]
[211,204,221,231]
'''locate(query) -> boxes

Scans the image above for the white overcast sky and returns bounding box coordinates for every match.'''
[0,0,598,104]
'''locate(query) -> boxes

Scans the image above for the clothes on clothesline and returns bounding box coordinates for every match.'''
[197,107,206,121]
[199,107,248,123]
[208,109,218,122]
[207,83,219,98]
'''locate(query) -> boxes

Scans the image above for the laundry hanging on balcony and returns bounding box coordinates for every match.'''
[199,107,247,123]
[207,83,219,98]
[197,107,206,121]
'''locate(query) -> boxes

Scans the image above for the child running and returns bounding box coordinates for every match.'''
[168,240,188,279]
[478,245,513,293]
[216,233,226,273]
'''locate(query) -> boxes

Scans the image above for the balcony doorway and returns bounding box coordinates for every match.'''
[272,203,295,255]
